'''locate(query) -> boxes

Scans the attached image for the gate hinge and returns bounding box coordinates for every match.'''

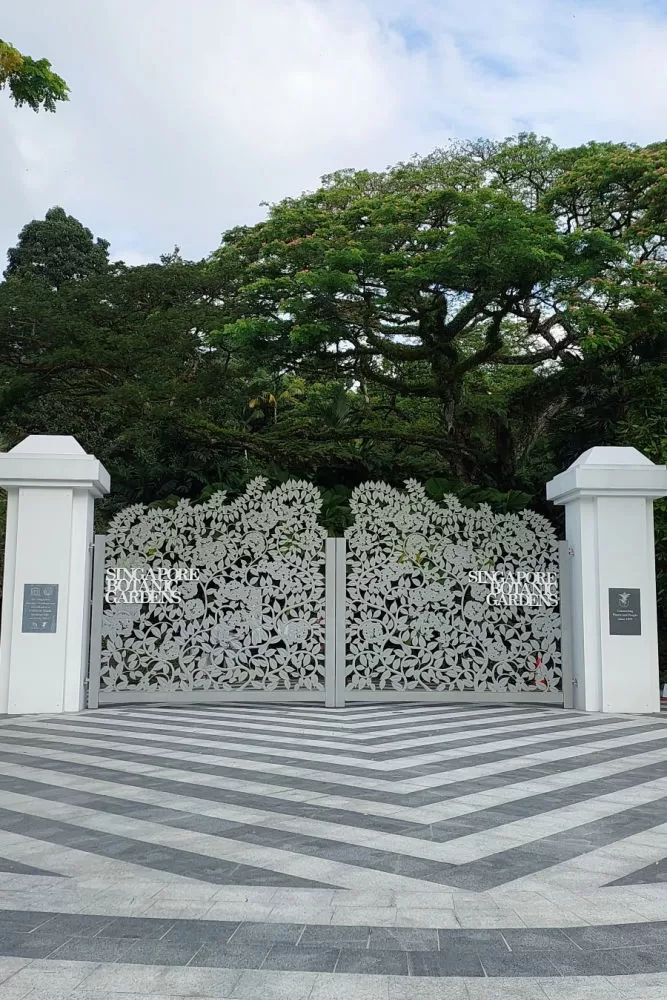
[567,544,575,557]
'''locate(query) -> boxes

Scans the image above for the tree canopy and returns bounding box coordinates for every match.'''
[0,39,69,111]
[208,135,667,489]
[4,207,110,287]
[0,134,665,655]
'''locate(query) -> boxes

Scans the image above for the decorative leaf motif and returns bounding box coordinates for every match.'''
[344,481,561,693]
[100,478,328,692]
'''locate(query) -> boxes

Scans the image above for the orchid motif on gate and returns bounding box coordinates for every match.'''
[344,481,561,693]
[100,478,328,693]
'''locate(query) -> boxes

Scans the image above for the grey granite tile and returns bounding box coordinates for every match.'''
[0,932,70,959]
[41,936,136,963]
[438,929,507,949]
[262,944,339,972]
[368,928,439,951]
[161,919,240,944]
[98,917,175,939]
[230,922,304,945]
[119,938,204,966]
[546,949,636,976]
[607,858,667,886]
[188,942,270,969]
[478,946,561,977]
[613,948,667,975]
[500,927,582,952]
[0,857,62,877]
[336,949,410,976]
[408,950,485,977]
[564,922,667,951]
[299,925,370,948]
[36,913,116,937]
[0,911,55,933]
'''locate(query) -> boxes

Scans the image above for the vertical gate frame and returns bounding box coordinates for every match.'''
[86,534,106,709]
[325,538,335,706]
[334,538,346,707]
[325,537,346,707]
[559,539,574,710]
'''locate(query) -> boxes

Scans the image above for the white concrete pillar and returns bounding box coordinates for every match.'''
[547,447,667,714]
[0,436,110,714]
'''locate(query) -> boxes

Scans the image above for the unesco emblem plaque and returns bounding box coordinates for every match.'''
[608,588,641,636]
[21,584,59,634]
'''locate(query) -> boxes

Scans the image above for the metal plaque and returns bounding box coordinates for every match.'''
[608,588,641,636]
[21,584,59,634]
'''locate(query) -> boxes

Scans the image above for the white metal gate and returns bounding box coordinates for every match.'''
[87,478,571,708]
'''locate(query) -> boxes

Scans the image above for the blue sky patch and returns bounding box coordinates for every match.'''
[389,17,433,52]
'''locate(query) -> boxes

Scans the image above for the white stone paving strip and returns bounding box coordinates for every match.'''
[4,718,666,798]
[125,702,562,731]
[89,707,569,752]
[0,830,217,893]
[16,714,659,768]
[505,822,667,893]
[0,790,455,893]
[0,960,665,1000]
[2,736,667,827]
[402,727,667,792]
[1,878,665,929]
[1,759,666,871]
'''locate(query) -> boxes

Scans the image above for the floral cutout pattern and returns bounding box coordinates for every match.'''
[344,480,561,693]
[100,479,328,693]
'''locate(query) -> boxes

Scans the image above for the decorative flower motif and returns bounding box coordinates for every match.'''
[463,600,485,622]
[344,480,561,694]
[101,479,328,693]
[101,477,560,697]
[180,599,203,620]
[359,619,385,641]
[282,618,311,642]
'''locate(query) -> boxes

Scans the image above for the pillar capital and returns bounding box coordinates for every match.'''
[0,435,110,497]
[547,446,667,504]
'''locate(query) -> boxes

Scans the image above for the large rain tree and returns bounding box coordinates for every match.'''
[210,135,667,488]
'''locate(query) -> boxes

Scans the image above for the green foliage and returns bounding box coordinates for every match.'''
[0,39,69,111]
[4,207,110,286]
[0,135,665,663]
[211,134,666,488]
[424,478,532,513]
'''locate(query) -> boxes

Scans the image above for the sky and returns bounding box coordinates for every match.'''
[2,0,667,267]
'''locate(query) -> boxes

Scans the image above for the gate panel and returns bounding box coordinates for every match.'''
[343,481,562,701]
[98,479,328,703]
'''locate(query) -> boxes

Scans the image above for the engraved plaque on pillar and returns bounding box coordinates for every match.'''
[21,584,59,633]
[608,588,641,636]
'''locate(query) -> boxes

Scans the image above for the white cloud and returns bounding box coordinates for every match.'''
[1,0,667,268]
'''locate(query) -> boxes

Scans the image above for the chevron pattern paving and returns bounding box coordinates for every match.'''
[0,702,665,998]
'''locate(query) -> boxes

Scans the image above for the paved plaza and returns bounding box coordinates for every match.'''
[0,702,665,998]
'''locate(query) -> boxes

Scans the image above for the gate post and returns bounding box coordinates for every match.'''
[0,436,110,715]
[547,447,667,714]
